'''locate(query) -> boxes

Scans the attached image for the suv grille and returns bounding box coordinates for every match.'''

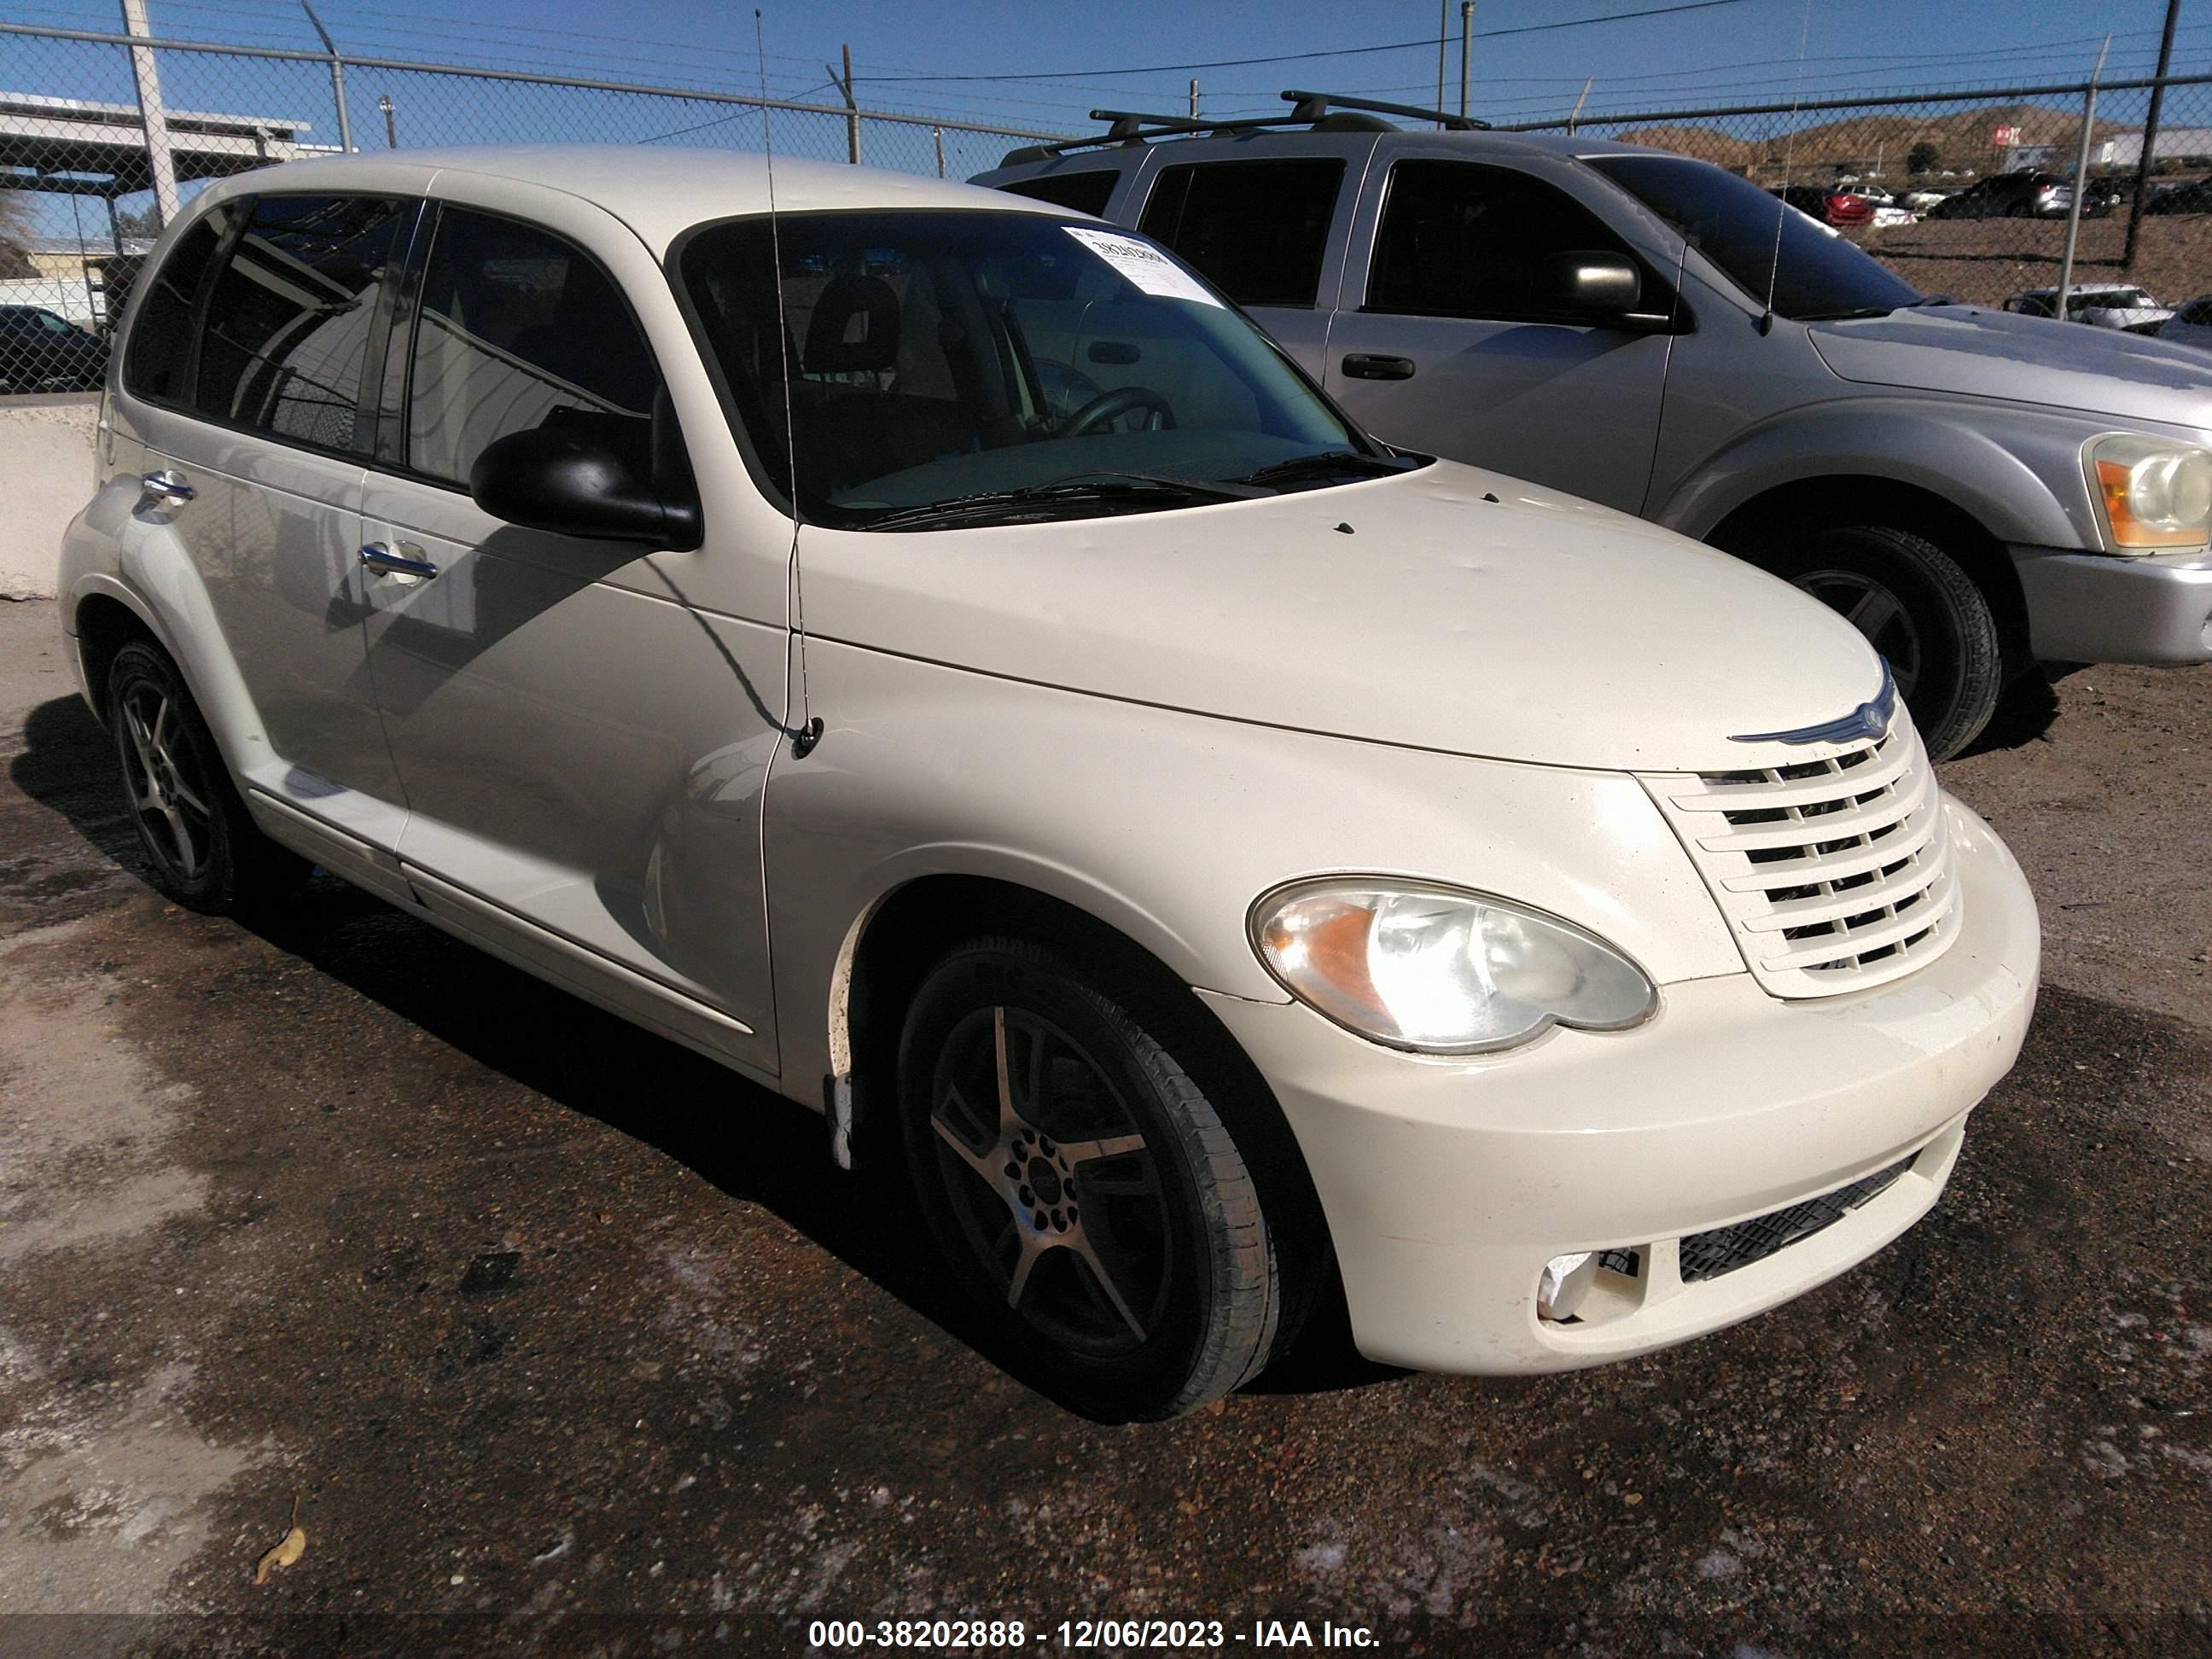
[1639,713,1960,998]
[1678,1156,1912,1284]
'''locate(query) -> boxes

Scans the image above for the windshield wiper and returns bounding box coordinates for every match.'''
[1796,305,1901,322]
[857,472,1261,532]
[1232,450,1417,488]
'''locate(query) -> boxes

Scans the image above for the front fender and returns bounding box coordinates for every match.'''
[765,637,1747,1101]
[1655,395,2100,551]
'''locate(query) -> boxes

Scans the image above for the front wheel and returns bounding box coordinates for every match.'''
[898,936,1292,1421]
[1758,524,2004,760]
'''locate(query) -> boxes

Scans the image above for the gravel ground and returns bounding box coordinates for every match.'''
[2,597,2209,1656]
[1853,207,2212,312]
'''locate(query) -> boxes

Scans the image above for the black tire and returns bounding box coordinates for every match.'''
[1755,524,2005,760]
[898,935,1290,1421]
[108,639,311,913]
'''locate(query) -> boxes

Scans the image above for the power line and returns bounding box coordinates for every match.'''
[857,0,1773,85]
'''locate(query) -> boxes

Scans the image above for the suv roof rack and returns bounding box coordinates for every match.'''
[997,88,1487,165]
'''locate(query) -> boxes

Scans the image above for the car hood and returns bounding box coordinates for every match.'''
[1808,305,2212,428]
[804,461,1886,772]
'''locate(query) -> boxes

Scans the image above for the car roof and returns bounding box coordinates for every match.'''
[189,144,1062,256]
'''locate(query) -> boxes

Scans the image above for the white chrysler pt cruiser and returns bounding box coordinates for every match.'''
[58,148,2039,1420]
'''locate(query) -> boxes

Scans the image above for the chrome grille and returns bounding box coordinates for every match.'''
[1640,713,1961,998]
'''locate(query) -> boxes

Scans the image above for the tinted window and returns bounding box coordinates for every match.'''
[998,171,1119,217]
[123,216,224,403]
[1368,160,1644,323]
[194,195,410,450]
[405,208,661,487]
[1588,154,1922,322]
[1138,159,1344,308]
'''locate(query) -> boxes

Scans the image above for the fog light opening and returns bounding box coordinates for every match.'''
[1537,1251,1599,1324]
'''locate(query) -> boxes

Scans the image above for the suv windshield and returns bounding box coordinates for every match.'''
[678,209,1388,528]
[1588,154,1923,322]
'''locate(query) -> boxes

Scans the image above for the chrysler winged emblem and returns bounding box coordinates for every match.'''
[1729,661,1897,746]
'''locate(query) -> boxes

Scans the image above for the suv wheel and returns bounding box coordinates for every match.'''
[1759,524,2004,760]
[898,935,1292,1421]
[108,640,311,913]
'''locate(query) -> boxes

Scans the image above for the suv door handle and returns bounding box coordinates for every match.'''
[1341,353,1417,381]
[358,541,439,579]
[140,469,195,503]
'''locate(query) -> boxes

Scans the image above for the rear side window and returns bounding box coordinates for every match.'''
[123,216,224,403]
[1367,160,1639,323]
[1138,158,1345,308]
[998,170,1119,217]
[405,207,662,487]
[195,195,412,451]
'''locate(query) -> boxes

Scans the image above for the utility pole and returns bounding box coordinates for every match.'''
[824,43,860,165]
[1459,2,1474,122]
[2056,33,2111,323]
[1189,78,1199,119]
[1436,0,1447,127]
[2123,0,2181,271]
[119,0,179,227]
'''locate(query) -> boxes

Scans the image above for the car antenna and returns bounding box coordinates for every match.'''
[757,8,823,759]
[1760,0,1814,336]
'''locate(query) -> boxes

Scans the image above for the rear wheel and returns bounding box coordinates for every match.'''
[1755,524,2005,760]
[898,936,1293,1421]
[108,640,310,913]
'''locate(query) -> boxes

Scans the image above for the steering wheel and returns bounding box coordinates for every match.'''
[1063,386,1176,436]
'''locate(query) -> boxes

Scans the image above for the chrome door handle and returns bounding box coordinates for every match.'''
[141,469,195,503]
[358,541,439,579]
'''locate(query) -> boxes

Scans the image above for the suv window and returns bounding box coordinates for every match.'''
[998,171,1119,217]
[1138,158,1345,308]
[405,207,662,487]
[1367,159,1644,323]
[122,216,225,404]
[195,195,412,451]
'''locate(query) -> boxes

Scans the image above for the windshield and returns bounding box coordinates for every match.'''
[1587,154,1923,322]
[678,209,1382,528]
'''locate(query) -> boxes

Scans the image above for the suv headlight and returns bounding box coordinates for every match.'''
[2087,434,2212,551]
[1249,879,1656,1054]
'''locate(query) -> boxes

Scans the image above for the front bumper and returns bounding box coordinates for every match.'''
[2012,544,2212,664]
[1200,796,2039,1374]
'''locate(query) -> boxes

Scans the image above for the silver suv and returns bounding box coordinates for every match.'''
[976,95,2212,758]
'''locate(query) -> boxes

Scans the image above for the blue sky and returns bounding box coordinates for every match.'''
[13,0,2209,136]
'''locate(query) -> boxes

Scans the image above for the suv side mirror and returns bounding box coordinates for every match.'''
[469,425,701,549]
[1544,251,1643,317]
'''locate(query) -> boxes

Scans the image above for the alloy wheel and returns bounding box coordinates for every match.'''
[927,1004,1171,1358]
[116,680,215,883]
[1796,568,1924,701]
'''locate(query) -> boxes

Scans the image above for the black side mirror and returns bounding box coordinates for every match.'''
[469,425,701,550]
[1544,250,1643,317]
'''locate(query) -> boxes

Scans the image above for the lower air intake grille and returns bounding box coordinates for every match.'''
[1677,1157,1914,1284]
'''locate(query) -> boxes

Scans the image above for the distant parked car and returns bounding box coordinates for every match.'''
[1926,172,2072,218]
[2003,284,2174,333]
[0,305,108,393]
[1901,187,1952,212]
[2157,295,2212,350]
[1772,183,1873,227]
[2147,179,2212,215]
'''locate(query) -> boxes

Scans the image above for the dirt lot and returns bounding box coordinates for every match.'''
[2,597,2209,1656]
[1853,206,2212,311]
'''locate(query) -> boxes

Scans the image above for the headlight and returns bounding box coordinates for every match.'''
[2087,434,2212,551]
[1249,879,1656,1054]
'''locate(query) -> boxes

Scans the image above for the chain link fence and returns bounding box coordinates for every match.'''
[1507,75,2212,320]
[0,20,1062,393]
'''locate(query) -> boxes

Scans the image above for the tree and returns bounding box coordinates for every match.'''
[1907,141,1940,176]
[112,202,162,239]
[0,188,35,279]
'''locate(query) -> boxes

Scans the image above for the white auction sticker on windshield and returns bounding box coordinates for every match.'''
[1062,227,1224,307]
